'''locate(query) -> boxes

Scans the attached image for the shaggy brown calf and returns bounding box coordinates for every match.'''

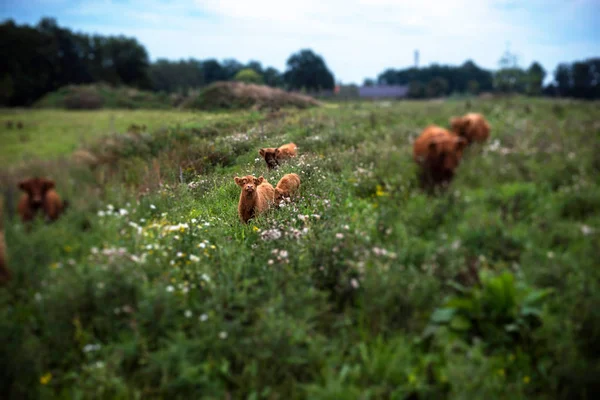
[259,142,297,170]
[234,175,275,223]
[275,173,301,203]
[413,125,468,187]
[17,177,68,223]
[450,112,490,144]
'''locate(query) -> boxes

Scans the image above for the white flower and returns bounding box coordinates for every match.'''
[97,210,106,217]
[150,204,156,210]
[547,251,555,259]
[219,331,228,339]
[204,222,210,227]
[350,278,360,289]
[184,310,193,318]
[268,259,274,265]
[97,282,105,289]
[189,254,200,262]
[191,218,197,224]
[95,361,105,369]
[83,343,101,353]
[201,274,211,282]
[343,225,350,230]
[119,208,128,216]
[199,314,208,322]
[198,242,206,249]
[176,252,184,258]
[34,292,42,302]
[107,204,114,211]
[581,225,593,235]
[90,247,99,255]
[166,285,174,292]
[336,233,344,239]
[279,250,289,258]
[255,157,261,162]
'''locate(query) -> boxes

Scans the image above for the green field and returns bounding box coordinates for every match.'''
[1,98,599,399]
[0,109,253,166]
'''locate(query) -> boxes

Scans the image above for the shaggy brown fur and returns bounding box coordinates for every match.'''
[259,142,297,170]
[450,112,490,144]
[234,175,275,223]
[275,173,301,203]
[17,177,68,223]
[413,125,468,187]
[0,203,10,284]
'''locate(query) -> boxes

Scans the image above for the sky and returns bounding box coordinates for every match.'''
[1,0,599,84]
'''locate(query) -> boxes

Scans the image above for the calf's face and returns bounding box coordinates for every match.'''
[234,175,264,195]
[429,138,467,171]
[18,178,55,208]
[259,148,279,170]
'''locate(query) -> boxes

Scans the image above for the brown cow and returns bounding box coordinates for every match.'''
[234,175,275,223]
[259,142,297,170]
[275,173,301,203]
[17,177,68,223]
[450,112,491,144]
[413,125,468,187]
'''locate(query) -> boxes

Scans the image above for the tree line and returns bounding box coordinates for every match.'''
[0,18,598,106]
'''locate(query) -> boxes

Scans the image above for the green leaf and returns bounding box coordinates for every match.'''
[450,315,472,331]
[523,289,553,305]
[430,308,456,324]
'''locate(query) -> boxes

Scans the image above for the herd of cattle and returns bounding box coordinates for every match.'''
[0,110,490,284]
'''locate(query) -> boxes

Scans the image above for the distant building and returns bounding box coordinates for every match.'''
[358,85,409,99]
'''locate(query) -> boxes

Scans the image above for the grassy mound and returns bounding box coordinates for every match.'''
[34,83,173,110]
[182,81,320,110]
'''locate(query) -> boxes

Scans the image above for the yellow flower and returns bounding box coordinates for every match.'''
[523,376,530,384]
[375,185,388,197]
[210,245,216,249]
[40,373,52,385]
[64,245,72,253]
[50,262,59,269]
[497,369,505,377]
[252,226,260,232]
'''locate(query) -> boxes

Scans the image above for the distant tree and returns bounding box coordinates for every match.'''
[234,68,263,84]
[263,67,283,87]
[246,60,263,75]
[408,80,425,98]
[525,62,546,96]
[283,49,335,91]
[467,80,480,94]
[221,59,244,80]
[572,61,592,98]
[426,77,449,97]
[363,78,375,87]
[554,64,571,96]
[202,59,226,85]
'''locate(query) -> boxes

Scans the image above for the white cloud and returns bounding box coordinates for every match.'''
[61,0,599,83]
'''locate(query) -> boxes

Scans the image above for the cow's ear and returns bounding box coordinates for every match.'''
[259,149,266,157]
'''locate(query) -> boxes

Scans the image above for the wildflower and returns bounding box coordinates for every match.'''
[336,233,344,239]
[34,292,42,301]
[201,274,211,282]
[497,368,505,377]
[547,251,554,259]
[97,210,106,217]
[40,373,52,385]
[150,204,156,210]
[191,218,197,224]
[279,250,289,258]
[268,259,274,265]
[198,242,206,249]
[107,204,114,211]
[219,331,228,339]
[343,224,350,230]
[97,282,105,290]
[199,313,208,322]
[581,225,593,235]
[64,245,72,253]
[166,285,174,292]
[253,226,260,232]
[189,254,200,262]
[375,185,388,197]
[184,310,193,318]
[350,278,360,289]
[177,252,184,258]
[523,376,530,384]
[119,208,128,216]
[83,343,101,353]
[90,247,99,255]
